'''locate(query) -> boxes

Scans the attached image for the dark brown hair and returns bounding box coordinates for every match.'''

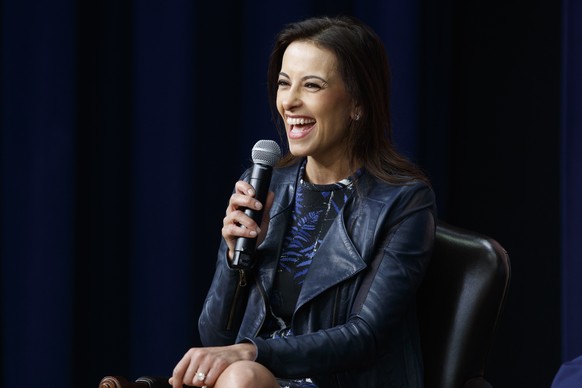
[267,16,428,184]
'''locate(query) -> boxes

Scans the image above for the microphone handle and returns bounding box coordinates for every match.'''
[231,163,272,269]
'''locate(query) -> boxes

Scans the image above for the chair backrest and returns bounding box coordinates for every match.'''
[417,222,510,388]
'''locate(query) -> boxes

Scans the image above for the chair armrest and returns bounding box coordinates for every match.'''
[99,376,147,388]
[99,376,172,388]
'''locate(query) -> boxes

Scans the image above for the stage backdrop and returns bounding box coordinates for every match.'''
[1,1,580,387]
[561,0,582,364]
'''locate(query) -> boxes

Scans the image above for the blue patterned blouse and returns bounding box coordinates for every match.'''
[266,162,361,332]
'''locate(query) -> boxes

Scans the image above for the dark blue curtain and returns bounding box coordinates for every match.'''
[1,1,579,387]
[561,0,582,363]
[0,1,422,387]
[1,0,77,385]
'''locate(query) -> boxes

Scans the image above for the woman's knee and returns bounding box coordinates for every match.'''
[214,360,278,388]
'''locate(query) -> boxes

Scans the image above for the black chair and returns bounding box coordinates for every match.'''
[99,222,510,388]
[417,222,510,388]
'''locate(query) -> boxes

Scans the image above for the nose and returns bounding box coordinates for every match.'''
[279,86,302,111]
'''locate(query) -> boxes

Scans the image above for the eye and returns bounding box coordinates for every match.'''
[305,82,322,90]
[277,79,290,88]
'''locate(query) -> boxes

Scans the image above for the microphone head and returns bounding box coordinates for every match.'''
[251,140,281,167]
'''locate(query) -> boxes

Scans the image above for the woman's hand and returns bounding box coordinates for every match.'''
[169,343,257,387]
[222,180,274,260]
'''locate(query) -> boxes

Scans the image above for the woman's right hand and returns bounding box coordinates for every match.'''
[222,180,274,261]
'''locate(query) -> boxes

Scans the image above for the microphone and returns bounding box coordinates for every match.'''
[232,140,281,269]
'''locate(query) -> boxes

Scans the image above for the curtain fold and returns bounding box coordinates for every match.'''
[129,0,196,376]
[0,1,77,387]
[561,0,582,362]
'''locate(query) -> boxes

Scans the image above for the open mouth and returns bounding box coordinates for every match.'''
[287,117,316,137]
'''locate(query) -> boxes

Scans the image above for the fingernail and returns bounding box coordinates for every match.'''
[248,188,255,195]
[249,230,258,237]
[255,201,262,210]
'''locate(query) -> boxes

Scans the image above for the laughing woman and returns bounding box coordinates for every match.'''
[171,16,436,388]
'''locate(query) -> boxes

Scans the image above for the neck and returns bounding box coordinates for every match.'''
[304,157,358,185]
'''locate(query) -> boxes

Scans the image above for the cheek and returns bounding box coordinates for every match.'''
[324,102,350,127]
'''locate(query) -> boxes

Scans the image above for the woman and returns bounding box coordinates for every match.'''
[171,16,436,388]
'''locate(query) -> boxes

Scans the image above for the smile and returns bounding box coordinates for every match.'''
[286,117,316,125]
[286,116,316,139]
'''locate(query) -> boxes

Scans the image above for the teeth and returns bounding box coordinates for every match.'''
[287,117,315,125]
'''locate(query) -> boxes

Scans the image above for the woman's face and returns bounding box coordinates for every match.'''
[276,40,355,167]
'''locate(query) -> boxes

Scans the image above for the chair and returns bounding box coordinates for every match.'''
[99,376,171,388]
[417,222,510,388]
[99,222,510,388]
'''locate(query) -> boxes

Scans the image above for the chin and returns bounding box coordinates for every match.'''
[287,143,311,158]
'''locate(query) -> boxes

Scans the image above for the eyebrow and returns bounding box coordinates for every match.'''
[279,72,328,83]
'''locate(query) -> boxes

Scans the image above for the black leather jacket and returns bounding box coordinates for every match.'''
[199,161,436,387]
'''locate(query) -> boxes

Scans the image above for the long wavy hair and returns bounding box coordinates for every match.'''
[267,16,428,184]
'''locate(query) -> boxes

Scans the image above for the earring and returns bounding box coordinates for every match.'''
[354,113,361,121]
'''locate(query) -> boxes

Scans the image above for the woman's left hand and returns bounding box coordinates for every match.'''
[169,343,257,387]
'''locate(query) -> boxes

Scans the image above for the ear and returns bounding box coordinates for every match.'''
[350,99,362,121]
[351,104,362,121]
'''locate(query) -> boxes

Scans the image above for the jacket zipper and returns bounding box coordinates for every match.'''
[226,269,247,331]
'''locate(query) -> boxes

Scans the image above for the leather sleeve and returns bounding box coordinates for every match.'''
[198,170,255,346]
[198,236,252,346]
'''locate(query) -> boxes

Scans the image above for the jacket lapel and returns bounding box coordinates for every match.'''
[294,210,367,311]
[254,164,299,290]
